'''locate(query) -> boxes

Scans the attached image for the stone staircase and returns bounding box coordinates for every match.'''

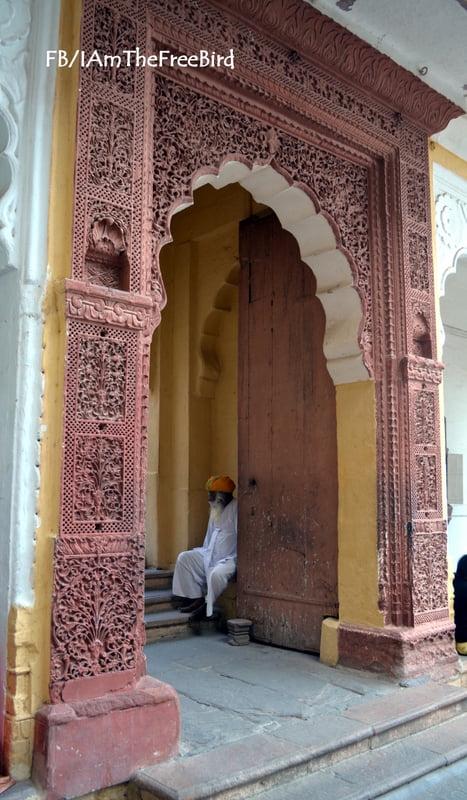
[144,567,192,642]
[144,567,236,643]
[129,679,467,800]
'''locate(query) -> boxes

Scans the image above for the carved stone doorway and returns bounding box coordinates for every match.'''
[36,1,463,794]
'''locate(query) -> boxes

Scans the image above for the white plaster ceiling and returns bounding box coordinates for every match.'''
[303,0,467,158]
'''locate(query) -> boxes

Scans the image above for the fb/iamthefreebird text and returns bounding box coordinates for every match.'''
[45,48,235,69]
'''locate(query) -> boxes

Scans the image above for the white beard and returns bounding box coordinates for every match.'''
[209,499,224,526]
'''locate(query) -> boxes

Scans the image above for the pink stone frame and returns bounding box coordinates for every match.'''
[54,0,463,703]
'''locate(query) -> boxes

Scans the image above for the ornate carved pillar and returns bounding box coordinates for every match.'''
[32,2,179,798]
[339,127,456,677]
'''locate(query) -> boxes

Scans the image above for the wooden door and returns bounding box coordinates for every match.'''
[238,214,338,652]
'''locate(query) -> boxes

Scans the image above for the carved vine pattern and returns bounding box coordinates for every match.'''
[50,540,144,700]
[91,2,136,94]
[77,336,127,420]
[412,533,449,615]
[151,74,372,360]
[408,231,429,292]
[88,100,134,194]
[414,391,435,445]
[73,436,124,521]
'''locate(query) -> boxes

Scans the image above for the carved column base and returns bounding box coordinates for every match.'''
[32,676,180,800]
[338,619,458,681]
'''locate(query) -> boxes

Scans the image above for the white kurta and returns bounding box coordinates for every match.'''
[172,499,238,615]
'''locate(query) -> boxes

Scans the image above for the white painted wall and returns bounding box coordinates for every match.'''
[442,318,467,568]
[0,0,60,760]
[434,164,467,571]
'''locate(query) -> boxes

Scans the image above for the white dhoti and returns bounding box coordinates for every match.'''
[172,549,236,616]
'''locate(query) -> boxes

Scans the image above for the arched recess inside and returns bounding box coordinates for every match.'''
[145,159,378,638]
[435,182,467,578]
[440,250,467,573]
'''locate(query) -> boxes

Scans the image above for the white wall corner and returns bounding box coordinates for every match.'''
[0,0,61,607]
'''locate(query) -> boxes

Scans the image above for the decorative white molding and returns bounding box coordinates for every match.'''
[0,0,30,272]
[433,163,467,297]
[0,0,61,611]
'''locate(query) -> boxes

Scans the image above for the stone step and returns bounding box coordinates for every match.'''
[245,713,467,800]
[145,587,177,614]
[144,608,220,643]
[130,682,467,800]
[145,567,173,591]
[145,609,191,643]
[144,568,196,641]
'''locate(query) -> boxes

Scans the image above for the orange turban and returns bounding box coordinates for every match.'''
[205,475,236,493]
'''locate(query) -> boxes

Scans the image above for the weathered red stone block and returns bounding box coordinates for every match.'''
[338,620,459,681]
[32,677,180,800]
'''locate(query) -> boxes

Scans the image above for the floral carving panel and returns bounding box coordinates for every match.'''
[414,391,436,445]
[77,336,127,420]
[50,541,144,700]
[88,100,134,194]
[408,232,429,292]
[411,532,449,618]
[92,2,137,94]
[73,435,124,522]
[151,74,371,360]
[415,455,438,511]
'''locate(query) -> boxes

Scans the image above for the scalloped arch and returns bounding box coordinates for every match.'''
[0,106,16,272]
[170,160,369,386]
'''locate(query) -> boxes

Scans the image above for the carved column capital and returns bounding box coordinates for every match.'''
[65,279,160,335]
[400,355,445,385]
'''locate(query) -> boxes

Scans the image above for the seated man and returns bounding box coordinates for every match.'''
[454,554,467,656]
[172,475,237,621]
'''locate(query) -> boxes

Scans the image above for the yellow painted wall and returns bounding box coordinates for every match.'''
[4,0,80,779]
[336,380,382,628]
[146,184,254,567]
[430,141,467,184]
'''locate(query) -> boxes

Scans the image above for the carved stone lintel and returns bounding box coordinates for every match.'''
[206,0,463,133]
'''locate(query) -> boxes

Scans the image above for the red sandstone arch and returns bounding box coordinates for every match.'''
[169,161,368,386]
